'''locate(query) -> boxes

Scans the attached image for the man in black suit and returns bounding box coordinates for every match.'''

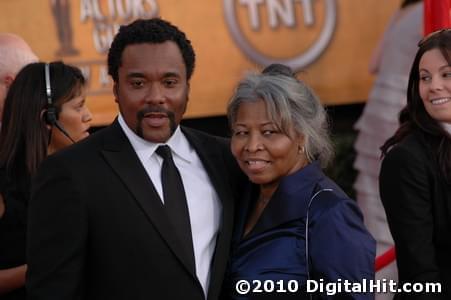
[27,18,241,300]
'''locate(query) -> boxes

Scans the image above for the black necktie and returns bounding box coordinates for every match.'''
[156,145,195,272]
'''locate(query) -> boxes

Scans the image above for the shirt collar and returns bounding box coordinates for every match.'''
[117,114,192,163]
[276,161,324,196]
[239,161,326,240]
[265,161,325,217]
[441,122,451,135]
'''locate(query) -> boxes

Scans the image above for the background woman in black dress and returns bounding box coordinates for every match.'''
[380,29,451,299]
[0,61,92,299]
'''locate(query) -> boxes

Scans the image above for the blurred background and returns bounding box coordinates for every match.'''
[0,0,402,196]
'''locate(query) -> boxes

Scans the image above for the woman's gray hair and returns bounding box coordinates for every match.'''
[227,64,333,168]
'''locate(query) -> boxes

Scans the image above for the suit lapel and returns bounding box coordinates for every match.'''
[101,121,197,278]
[182,127,235,300]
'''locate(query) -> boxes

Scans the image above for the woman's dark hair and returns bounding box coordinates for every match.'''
[401,0,422,9]
[261,63,295,77]
[381,29,451,182]
[0,61,85,178]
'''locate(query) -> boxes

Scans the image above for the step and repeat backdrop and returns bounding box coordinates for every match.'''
[0,0,398,125]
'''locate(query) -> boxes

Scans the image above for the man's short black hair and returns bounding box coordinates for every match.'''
[107,18,196,82]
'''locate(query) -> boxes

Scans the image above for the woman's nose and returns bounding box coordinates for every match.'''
[244,134,264,152]
[430,75,444,91]
[83,106,93,123]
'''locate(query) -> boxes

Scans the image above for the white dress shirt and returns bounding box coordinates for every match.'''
[442,122,451,135]
[118,115,222,296]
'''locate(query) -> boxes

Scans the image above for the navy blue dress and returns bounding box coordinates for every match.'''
[227,162,375,299]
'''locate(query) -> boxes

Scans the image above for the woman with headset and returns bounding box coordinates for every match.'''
[0,61,92,299]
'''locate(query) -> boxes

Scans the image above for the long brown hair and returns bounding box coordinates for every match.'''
[381,30,451,183]
[401,0,422,9]
[0,62,85,180]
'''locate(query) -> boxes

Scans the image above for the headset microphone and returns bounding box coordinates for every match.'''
[44,63,75,144]
[53,120,76,143]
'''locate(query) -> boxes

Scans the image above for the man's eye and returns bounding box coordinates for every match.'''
[131,80,144,88]
[164,79,177,87]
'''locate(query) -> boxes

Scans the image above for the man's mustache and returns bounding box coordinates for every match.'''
[137,107,175,120]
[136,106,177,138]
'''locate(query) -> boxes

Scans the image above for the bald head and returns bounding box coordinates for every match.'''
[0,33,38,120]
[0,33,34,51]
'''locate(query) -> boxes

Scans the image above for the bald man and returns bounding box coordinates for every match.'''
[0,33,36,299]
[0,33,37,120]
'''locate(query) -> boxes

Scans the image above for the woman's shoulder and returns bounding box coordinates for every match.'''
[0,166,10,194]
[308,178,361,221]
[308,183,375,271]
[0,168,28,227]
[0,166,30,205]
[384,130,432,162]
[380,130,437,189]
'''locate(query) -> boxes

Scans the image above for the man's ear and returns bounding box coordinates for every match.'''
[3,74,14,88]
[113,82,119,103]
[186,82,190,102]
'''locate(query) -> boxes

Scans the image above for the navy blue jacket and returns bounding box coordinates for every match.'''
[228,162,375,299]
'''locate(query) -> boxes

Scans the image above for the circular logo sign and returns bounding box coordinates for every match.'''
[223,0,337,71]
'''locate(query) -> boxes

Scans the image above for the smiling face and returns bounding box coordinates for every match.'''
[49,88,92,152]
[419,48,451,123]
[231,100,307,195]
[114,41,189,143]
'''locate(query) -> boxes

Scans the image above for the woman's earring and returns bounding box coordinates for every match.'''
[299,145,305,154]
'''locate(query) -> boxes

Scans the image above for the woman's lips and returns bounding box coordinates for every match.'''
[244,159,270,172]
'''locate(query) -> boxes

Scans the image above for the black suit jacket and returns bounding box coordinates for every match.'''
[379,130,451,299]
[27,120,243,300]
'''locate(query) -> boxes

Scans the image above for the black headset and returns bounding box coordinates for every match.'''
[44,63,75,143]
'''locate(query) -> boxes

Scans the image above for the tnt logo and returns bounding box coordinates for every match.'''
[240,0,316,30]
[224,0,337,70]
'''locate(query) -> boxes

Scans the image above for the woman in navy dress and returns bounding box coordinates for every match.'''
[225,64,375,299]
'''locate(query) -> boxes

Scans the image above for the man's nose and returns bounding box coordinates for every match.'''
[145,83,165,104]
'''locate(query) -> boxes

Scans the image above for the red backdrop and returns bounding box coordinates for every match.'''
[424,0,451,35]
